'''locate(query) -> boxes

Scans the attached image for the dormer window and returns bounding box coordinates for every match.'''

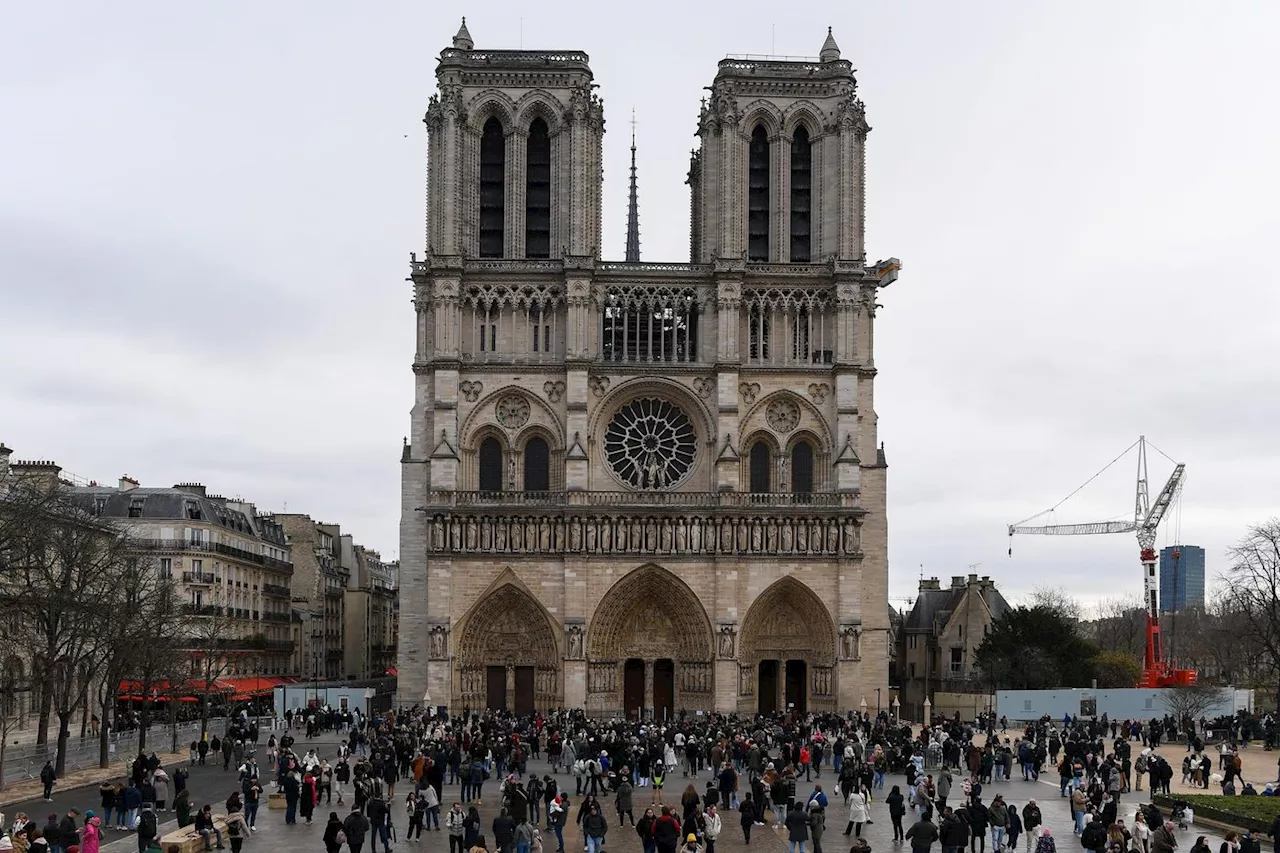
[185,501,202,520]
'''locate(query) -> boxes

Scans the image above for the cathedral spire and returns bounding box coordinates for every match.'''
[624,107,641,263]
[820,26,841,62]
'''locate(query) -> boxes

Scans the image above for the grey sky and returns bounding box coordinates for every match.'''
[2,1,1275,610]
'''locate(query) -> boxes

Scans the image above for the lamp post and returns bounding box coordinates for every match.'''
[891,696,900,723]
[875,687,882,718]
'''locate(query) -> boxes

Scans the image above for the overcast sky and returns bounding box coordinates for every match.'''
[2,1,1275,612]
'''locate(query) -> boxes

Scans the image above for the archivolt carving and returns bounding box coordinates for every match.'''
[460,384,565,450]
[455,582,560,669]
[513,92,565,134]
[465,89,518,132]
[741,392,832,452]
[587,564,713,663]
[462,282,564,310]
[742,286,833,312]
[739,575,837,666]
[782,100,825,138]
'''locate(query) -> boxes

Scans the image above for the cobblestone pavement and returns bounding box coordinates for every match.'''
[90,756,1239,853]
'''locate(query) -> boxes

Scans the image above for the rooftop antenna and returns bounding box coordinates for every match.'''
[519,17,523,49]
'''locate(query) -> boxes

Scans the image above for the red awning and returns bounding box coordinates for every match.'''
[219,676,279,697]
[385,666,399,677]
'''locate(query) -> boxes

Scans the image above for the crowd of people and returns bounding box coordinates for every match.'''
[5,706,1280,853]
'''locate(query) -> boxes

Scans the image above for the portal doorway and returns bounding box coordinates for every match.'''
[623,659,645,718]
[758,659,779,713]
[784,659,807,713]
[485,666,507,710]
[653,658,675,721]
[513,666,535,716]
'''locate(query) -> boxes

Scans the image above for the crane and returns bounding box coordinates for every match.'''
[1007,436,1195,688]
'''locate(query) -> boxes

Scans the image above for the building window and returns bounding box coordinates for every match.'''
[908,663,916,679]
[530,306,551,353]
[748,125,770,262]
[525,118,551,258]
[479,117,505,258]
[128,497,144,518]
[908,635,918,650]
[523,436,550,492]
[478,305,498,353]
[950,647,964,675]
[748,442,771,493]
[789,125,812,262]
[478,437,504,492]
[748,306,770,360]
[600,287,699,363]
[791,440,814,495]
[160,558,172,578]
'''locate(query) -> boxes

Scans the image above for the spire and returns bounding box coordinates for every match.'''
[820,26,841,62]
[624,107,641,263]
[452,17,474,50]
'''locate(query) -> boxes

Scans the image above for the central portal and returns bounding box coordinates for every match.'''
[623,658,645,718]
[653,658,675,721]
[785,659,808,713]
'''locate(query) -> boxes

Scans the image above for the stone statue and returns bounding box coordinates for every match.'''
[841,626,860,660]
[739,664,753,695]
[718,626,736,658]
[567,625,584,660]
[429,626,447,660]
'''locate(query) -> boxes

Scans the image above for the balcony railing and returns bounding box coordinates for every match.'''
[181,604,222,617]
[262,583,291,597]
[262,613,290,623]
[266,640,294,651]
[421,490,860,509]
[135,538,292,571]
[183,572,217,585]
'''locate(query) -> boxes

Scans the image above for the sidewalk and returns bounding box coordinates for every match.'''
[0,746,187,808]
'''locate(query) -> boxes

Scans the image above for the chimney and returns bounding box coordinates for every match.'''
[968,573,978,583]
[951,576,965,589]
[175,483,207,497]
[919,577,941,592]
[120,475,140,492]
[12,459,63,492]
[0,443,12,481]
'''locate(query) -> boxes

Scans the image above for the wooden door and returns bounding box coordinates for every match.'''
[485,666,507,710]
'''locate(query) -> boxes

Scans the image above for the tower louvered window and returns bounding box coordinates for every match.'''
[748,125,770,262]
[479,118,505,258]
[525,118,551,258]
[790,125,812,262]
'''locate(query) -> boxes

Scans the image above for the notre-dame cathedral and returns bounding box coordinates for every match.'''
[396,19,901,717]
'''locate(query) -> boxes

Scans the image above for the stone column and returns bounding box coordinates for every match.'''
[506,665,516,712]
[644,660,654,720]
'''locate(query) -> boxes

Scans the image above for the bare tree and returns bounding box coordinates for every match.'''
[1225,519,1280,709]
[183,587,241,737]
[0,655,31,791]
[1163,683,1230,726]
[1028,586,1084,623]
[1091,595,1147,658]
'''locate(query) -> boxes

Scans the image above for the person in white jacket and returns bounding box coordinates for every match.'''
[704,804,723,853]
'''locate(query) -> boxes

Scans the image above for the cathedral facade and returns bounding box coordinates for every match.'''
[397,20,901,717]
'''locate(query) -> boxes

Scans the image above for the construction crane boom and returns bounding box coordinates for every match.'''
[1007,436,1195,688]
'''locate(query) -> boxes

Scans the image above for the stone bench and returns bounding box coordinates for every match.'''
[159,815,229,853]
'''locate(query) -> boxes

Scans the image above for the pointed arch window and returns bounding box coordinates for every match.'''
[748,125,771,262]
[791,440,815,498]
[525,118,551,258]
[790,125,812,262]
[479,118,506,258]
[478,436,504,492]
[748,442,772,494]
[523,436,550,493]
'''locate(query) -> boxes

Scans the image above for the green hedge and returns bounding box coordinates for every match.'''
[1152,794,1280,834]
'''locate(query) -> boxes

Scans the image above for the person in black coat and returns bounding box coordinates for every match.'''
[968,799,990,853]
[344,806,372,853]
[886,785,908,842]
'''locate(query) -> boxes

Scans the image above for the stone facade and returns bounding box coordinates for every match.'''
[398,22,902,715]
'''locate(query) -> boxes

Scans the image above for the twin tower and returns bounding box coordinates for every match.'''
[423,19,871,265]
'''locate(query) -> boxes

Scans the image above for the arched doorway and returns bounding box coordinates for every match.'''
[586,564,713,716]
[455,580,560,712]
[739,576,838,713]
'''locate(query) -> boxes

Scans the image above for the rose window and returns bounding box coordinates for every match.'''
[604,397,697,489]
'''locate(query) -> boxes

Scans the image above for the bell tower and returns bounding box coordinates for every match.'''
[424,19,605,262]
[688,28,869,265]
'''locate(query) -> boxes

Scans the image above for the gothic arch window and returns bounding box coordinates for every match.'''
[790,125,812,262]
[525,118,551,258]
[748,125,771,262]
[791,439,815,496]
[479,117,506,258]
[748,305,770,361]
[478,436,504,492]
[600,286,699,363]
[523,436,550,493]
[748,441,772,493]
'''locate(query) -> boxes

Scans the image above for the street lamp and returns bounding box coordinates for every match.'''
[875,687,882,717]
[891,696,900,723]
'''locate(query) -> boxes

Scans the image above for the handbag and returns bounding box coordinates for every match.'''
[336,829,348,845]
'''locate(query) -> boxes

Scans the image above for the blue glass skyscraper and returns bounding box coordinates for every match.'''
[1159,545,1205,612]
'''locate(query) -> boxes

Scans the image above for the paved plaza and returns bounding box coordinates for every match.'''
[74,748,1248,853]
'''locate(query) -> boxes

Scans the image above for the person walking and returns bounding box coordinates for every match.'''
[906,810,939,853]
[887,785,908,842]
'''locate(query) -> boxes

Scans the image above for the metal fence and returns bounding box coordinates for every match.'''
[2,718,231,786]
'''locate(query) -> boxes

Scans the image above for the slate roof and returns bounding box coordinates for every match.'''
[902,581,1010,634]
[66,485,288,547]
